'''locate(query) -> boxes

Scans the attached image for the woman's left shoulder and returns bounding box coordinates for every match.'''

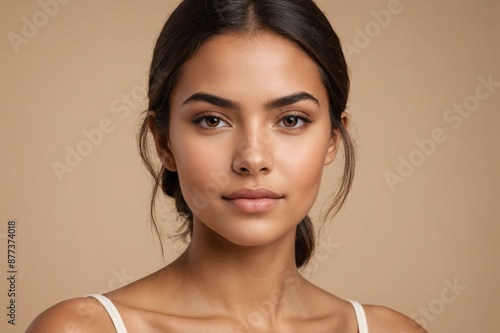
[363,304,428,333]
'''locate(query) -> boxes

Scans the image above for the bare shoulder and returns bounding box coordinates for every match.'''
[364,304,428,333]
[26,297,114,333]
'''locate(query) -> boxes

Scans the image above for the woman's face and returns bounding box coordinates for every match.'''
[163,32,343,247]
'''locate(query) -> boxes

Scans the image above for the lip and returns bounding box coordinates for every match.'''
[223,188,283,200]
[222,188,284,213]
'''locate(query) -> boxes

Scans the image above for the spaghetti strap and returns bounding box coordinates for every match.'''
[85,293,366,333]
[346,300,369,333]
[86,294,128,333]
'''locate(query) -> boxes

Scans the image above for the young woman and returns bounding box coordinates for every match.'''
[28,0,426,332]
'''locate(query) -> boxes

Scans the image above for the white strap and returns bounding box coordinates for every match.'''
[86,294,129,333]
[347,300,369,333]
[85,294,363,333]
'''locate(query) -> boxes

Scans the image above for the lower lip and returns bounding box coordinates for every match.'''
[223,198,282,213]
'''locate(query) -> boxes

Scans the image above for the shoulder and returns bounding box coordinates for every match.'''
[26,297,115,333]
[363,304,428,333]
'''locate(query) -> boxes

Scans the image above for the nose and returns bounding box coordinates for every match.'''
[232,130,273,176]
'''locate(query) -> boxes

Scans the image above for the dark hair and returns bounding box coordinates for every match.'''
[138,0,355,268]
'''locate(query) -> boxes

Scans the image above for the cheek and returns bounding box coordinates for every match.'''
[274,130,332,211]
[276,130,330,181]
[286,156,324,206]
[170,133,230,210]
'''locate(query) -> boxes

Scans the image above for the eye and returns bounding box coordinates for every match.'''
[277,113,311,129]
[193,114,230,129]
[280,116,301,128]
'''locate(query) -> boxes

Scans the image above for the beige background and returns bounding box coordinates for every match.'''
[1,0,499,332]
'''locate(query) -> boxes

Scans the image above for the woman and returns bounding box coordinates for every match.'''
[27,0,426,332]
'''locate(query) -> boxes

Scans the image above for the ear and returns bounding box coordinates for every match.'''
[324,111,349,166]
[147,111,177,172]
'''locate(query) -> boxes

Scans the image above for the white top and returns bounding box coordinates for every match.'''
[86,294,369,333]
[86,294,128,333]
[347,299,369,333]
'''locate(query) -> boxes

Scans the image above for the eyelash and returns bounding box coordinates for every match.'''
[192,112,229,129]
[191,111,312,131]
[275,111,312,131]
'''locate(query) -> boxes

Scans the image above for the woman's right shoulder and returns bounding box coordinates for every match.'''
[26,296,115,333]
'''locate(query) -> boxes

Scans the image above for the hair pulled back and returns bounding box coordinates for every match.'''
[138,0,355,268]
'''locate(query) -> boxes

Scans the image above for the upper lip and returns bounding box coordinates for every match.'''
[222,188,283,200]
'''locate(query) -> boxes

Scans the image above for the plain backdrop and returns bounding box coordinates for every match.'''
[1,0,499,332]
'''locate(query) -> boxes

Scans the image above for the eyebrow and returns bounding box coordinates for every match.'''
[181,92,239,109]
[264,92,319,109]
[181,91,320,110]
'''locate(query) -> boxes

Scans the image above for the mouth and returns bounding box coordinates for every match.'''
[222,188,284,213]
[223,188,283,200]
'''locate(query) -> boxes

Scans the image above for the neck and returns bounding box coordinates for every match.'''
[171,220,304,323]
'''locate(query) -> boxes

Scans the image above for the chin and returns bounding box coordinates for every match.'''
[211,219,297,248]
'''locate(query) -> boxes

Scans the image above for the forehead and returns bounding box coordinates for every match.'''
[171,32,327,105]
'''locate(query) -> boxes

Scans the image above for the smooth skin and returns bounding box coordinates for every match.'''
[27,32,427,333]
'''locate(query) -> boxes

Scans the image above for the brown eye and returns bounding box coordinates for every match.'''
[205,116,221,127]
[194,115,229,129]
[282,116,299,127]
[276,114,311,130]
